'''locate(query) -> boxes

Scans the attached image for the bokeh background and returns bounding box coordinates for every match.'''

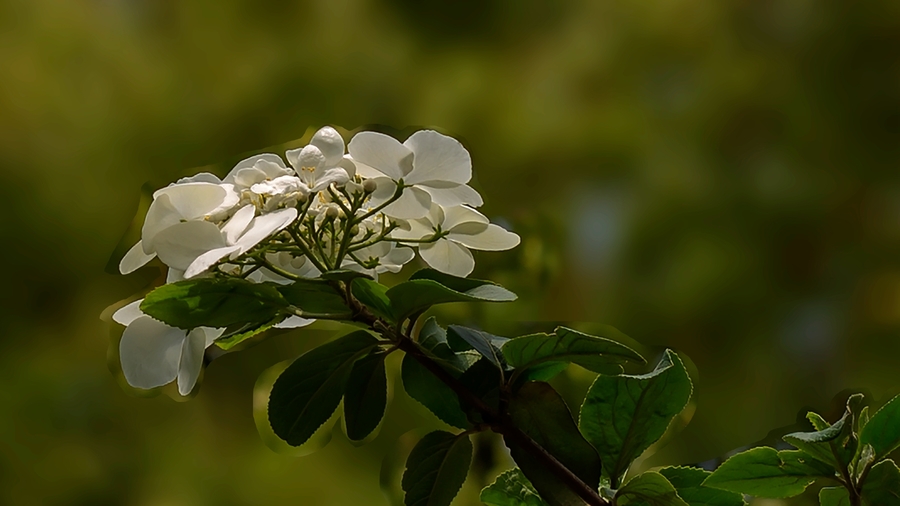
[2,0,900,504]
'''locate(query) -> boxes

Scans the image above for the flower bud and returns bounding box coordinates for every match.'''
[362,179,377,193]
[350,225,360,236]
[325,206,339,220]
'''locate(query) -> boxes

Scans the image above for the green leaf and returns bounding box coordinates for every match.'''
[505,381,601,506]
[417,318,471,374]
[614,471,689,506]
[342,350,388,444]
[860,459,900,506]
[819,487,851,506]
[320,269,372,282]
[268,330,379,446]
[657,467,744,506]
[352,278,395,322]
[387,270,516,322]
[702,448,835,498]
[458,358,503,422]
[401,353,470,429]
[447,325,508,370]
[502,327,645,380]
[783,408,853,471]
[141,277,287,329]
[480,468,549,506]
[860,393,900,460]
[401,430,472,506]
[215,317,281,350]
[578,349,692,487]
[276,279,352,316]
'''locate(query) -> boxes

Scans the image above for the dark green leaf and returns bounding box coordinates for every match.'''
[860,459,900,506]
[502,327,645,381]
[401,430,472,506]
[657,467,744,506]
[506,381,601,506]
[410,268,517,297]
[702,448,835,498]
[480,468,549,506]
[417,318,472,374]
[783,408,852,471]
[860,393,900,460]
[268,330,378,446]
[819,487,851,506]
[401,353,470,429]
[342,350,388,443]
[447,325,507,371]
[458,358,502,422]
[388,270,516,322]
[276,279,352,316]
[215,317,281,350]
[578,349,692,487]
[352,278,394,322]
[614,471,689,506]
[320,269,372,282]
[141,277,287,329]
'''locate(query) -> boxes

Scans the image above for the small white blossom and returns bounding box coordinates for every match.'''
[391,204,519,277]
[347,130,483,219]
[113,300,224,396]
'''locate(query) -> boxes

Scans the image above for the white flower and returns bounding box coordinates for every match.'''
[178,205,299,278]
[285,126,356,193]
[119,181,240,275]
[342,242,415,277]
[391,204,519,277]
[224,154,294,190]
[347,130,483,219]
[113,300,224,396]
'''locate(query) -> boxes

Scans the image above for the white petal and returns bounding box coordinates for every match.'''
[120,240,156,274]
[403,130,471,186]
[184,245,241,278]
[176,328,206,396]
[421,184,484,208]
[338,155,357,179]
[201,327,225,347]
[222,205,256,245]
[308,168,350,193]
[419,240,475,277]
[119,316,185,390]
[381,186,432,219]
[389,218,433,240]
[286,145,325,171]
[166,268,185,283]
[347,132,414,180]
[178,172,221,184]
[233,167,268,188]
[113,299,144,326]
[350,158,388,179]
[383,247,415,269]
[141,194,181,253]
[153,183,228,221]
[256,159,292,179]
[310,126,346,167]
[448,224,520,251]
[153,221,228,271]
[274,315,316,329]
[225,154,289,182]
[233,208,298,254]
[442,205,489,230]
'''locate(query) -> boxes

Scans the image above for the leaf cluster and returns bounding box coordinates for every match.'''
[135,268,900,506]
[703,392,900,505]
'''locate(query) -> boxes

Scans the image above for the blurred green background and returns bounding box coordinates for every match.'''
[3,0,900,504]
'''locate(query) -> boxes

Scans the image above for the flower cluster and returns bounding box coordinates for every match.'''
[113,127,519,395]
